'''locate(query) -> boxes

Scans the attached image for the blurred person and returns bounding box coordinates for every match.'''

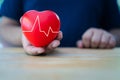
[0,0,120,55]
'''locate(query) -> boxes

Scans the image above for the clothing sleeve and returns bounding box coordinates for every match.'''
[101,0,120,30]
[0,0,23,21]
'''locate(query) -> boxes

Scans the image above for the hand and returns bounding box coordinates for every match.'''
[22,31,63,55]
[77,28,116,49]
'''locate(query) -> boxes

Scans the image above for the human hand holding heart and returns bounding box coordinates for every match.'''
[20,10,62,55]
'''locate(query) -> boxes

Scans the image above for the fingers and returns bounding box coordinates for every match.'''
[78,28,116,49]
[106,36,116,49]
[99,31,110,48]
[44,31,63,53]
[56,31,63,40]
[22,31,63,55]
[46,31,62,51]
[82,28,93,48]
[24,46,45,56]
[91,29,103,48]
[47,40,60,50]
[22,33,45,55]
[76,40,83,48]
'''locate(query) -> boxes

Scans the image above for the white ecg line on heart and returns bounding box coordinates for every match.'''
[22,15,59,37]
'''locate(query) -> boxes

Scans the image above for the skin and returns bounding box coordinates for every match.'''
[76,28,116,49]
[0,16,120,55]
[22,31,63,56]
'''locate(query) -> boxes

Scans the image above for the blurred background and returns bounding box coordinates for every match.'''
[0,0,120,48]
[0,0,3,8]
[118,0,120,10]
[0,0,119,10]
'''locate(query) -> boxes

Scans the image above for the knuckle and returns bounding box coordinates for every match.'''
[90,28,104,34]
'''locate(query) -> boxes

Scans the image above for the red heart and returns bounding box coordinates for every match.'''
[20,10,60,47]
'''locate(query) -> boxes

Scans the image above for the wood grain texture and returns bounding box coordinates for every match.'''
[0,48,120,80]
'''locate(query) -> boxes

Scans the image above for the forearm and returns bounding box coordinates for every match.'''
[109,29,120,46]
[0,24,22,47]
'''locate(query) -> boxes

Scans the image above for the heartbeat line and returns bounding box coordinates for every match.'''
[22,15,59,37]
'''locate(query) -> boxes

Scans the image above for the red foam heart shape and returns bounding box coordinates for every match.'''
[20,10,60,47]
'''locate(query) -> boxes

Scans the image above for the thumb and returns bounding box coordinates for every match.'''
[76,40,83,48]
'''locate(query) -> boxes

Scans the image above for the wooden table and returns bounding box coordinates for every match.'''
[0,48,120,80]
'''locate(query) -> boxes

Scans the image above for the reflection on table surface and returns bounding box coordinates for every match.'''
[0,48,120,80]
